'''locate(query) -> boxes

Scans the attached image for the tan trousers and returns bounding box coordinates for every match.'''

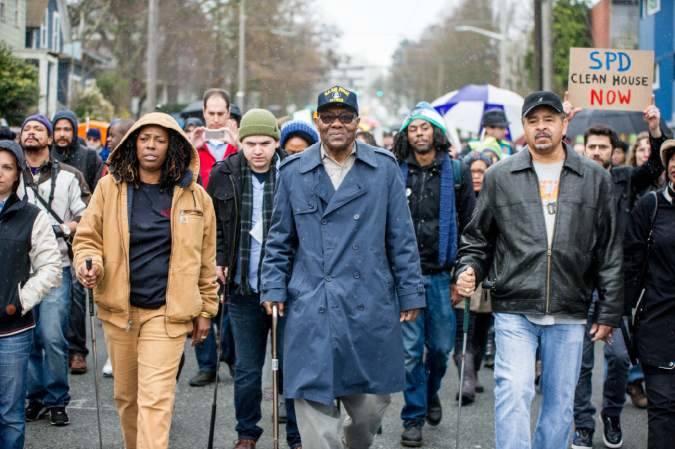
[295,394,391,449]
[102,306,187,449]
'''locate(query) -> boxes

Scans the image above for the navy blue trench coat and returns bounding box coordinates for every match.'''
[261,142,426,406]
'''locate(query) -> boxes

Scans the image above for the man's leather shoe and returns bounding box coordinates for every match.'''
[426,394,443,426]
[233,439,256,448]
[69,354,87,374]
[189,371,216,387]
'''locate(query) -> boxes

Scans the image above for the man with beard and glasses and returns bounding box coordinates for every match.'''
[51,110,104,375]
[569,102,668,449]
[17,115,89,427]
[455,91,622,449]
[392,102,475,447]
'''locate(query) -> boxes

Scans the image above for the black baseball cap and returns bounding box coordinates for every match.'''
[482,109,510,128]
[317,86,359,115]
[521,91,564,118]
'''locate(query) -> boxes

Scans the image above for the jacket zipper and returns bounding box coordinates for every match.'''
[545,169,564,314]
[227,175,240,288]
[119,185,132,330]
[413,169,428,238]
[165,186,182,322]
[531,165,564,314]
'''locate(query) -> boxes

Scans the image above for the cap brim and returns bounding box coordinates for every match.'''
[522,102,563,118]
[317,103,358,114]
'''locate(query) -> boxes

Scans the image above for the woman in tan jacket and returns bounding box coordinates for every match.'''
[73,112,218,449]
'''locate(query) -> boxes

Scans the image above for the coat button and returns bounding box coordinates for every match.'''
[325,275,332,282]
[321,219,328,225]
[318,307,326,313]
[353,214,360,220]
[352,244,359,251]
[357,304,365,311]
[353,272,360,279]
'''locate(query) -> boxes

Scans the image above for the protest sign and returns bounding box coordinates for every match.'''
[567,48,654,111]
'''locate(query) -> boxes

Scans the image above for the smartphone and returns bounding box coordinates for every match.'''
[204,128,227,142]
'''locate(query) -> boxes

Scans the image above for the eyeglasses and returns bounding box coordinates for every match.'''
[318,112,356,125]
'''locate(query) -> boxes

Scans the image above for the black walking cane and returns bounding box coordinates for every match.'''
[85,259,104,449]
[271,304,280,449]
[455,297,470,449]
[207,291,228,449]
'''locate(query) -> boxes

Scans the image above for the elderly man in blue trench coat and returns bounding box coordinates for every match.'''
[261,86,426,449]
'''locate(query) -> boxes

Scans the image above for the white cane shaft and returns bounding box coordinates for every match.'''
[272,305,279,448]
[87,288,104,449]
[455,333,469,449]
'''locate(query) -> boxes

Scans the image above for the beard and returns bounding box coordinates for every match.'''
[412,142,434,154]
[592,155,611,169]
[22,142,47,154]
[532,143,555,154]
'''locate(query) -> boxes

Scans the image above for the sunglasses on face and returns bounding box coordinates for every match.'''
[318,112,356,125]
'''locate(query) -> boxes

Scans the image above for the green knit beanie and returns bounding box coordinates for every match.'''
[239,109,280,142]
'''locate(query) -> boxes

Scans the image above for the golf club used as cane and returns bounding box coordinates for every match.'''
[85,259,104,449]
[207,292,227,449]
[272,303,280,449]
[455,297,470,449]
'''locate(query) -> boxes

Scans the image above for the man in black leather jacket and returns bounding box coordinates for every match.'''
[455,91,622,449]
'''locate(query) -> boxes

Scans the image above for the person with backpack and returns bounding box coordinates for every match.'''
[624,138,675,449]
[392,101,475,447]
[17,115,89,427]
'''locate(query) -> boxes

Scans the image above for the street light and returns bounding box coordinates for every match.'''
[455,25,507,89]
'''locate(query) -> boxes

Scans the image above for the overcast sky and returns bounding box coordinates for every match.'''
[317,0,454,68]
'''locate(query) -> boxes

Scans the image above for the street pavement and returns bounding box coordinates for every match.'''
[26,319,648,449]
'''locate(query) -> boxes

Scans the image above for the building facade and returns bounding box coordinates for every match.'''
[639,0,674,125]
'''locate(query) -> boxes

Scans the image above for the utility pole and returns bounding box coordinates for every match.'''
[145,0,159,113]
[534,0,542,90]
[236,0,246,110]
[541,0,553,91]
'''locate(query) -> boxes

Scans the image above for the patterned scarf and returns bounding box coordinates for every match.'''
[238,156,277,295]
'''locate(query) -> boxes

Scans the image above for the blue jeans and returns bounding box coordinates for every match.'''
[0,330,33,449]
[574,303,630,429]
[494,313,585,449]
[27,267,71,408]
[194,303,235,373]
[229,294,300,447]
[401,272,456,427]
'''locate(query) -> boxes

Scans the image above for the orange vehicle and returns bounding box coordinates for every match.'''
[77,120,109,144]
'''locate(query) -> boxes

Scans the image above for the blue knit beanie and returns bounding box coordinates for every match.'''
[21,114,53,136]
[280,120,319,149]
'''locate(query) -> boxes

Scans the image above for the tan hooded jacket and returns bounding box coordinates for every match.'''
[73,112,218,336]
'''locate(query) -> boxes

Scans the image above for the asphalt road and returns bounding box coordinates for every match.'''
[25,319,649,449]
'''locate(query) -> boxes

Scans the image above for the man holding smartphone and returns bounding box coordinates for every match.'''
[191,88,239,188]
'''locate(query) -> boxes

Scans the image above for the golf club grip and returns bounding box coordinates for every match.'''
[85,259,94,316]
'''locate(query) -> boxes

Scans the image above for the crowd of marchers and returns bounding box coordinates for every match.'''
[0,84,673,449]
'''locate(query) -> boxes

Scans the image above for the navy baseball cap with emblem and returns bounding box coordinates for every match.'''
[521,91,564,118]
[317,86,359,115]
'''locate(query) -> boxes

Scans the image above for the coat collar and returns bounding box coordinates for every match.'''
[299,141,378,174]
[510,144,583,176]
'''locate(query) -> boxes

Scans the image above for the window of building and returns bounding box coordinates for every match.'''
[53,11,61,52]
[643,0,661,16]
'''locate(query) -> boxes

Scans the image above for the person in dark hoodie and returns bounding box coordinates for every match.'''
[51,110,105,375]
[0,140,62,449]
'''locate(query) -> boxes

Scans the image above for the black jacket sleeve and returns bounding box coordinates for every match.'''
[593,171,624,326]
[206,172,228,268]
[457,162,476,233]
[623,192,656,312]
[454,169,496,284]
